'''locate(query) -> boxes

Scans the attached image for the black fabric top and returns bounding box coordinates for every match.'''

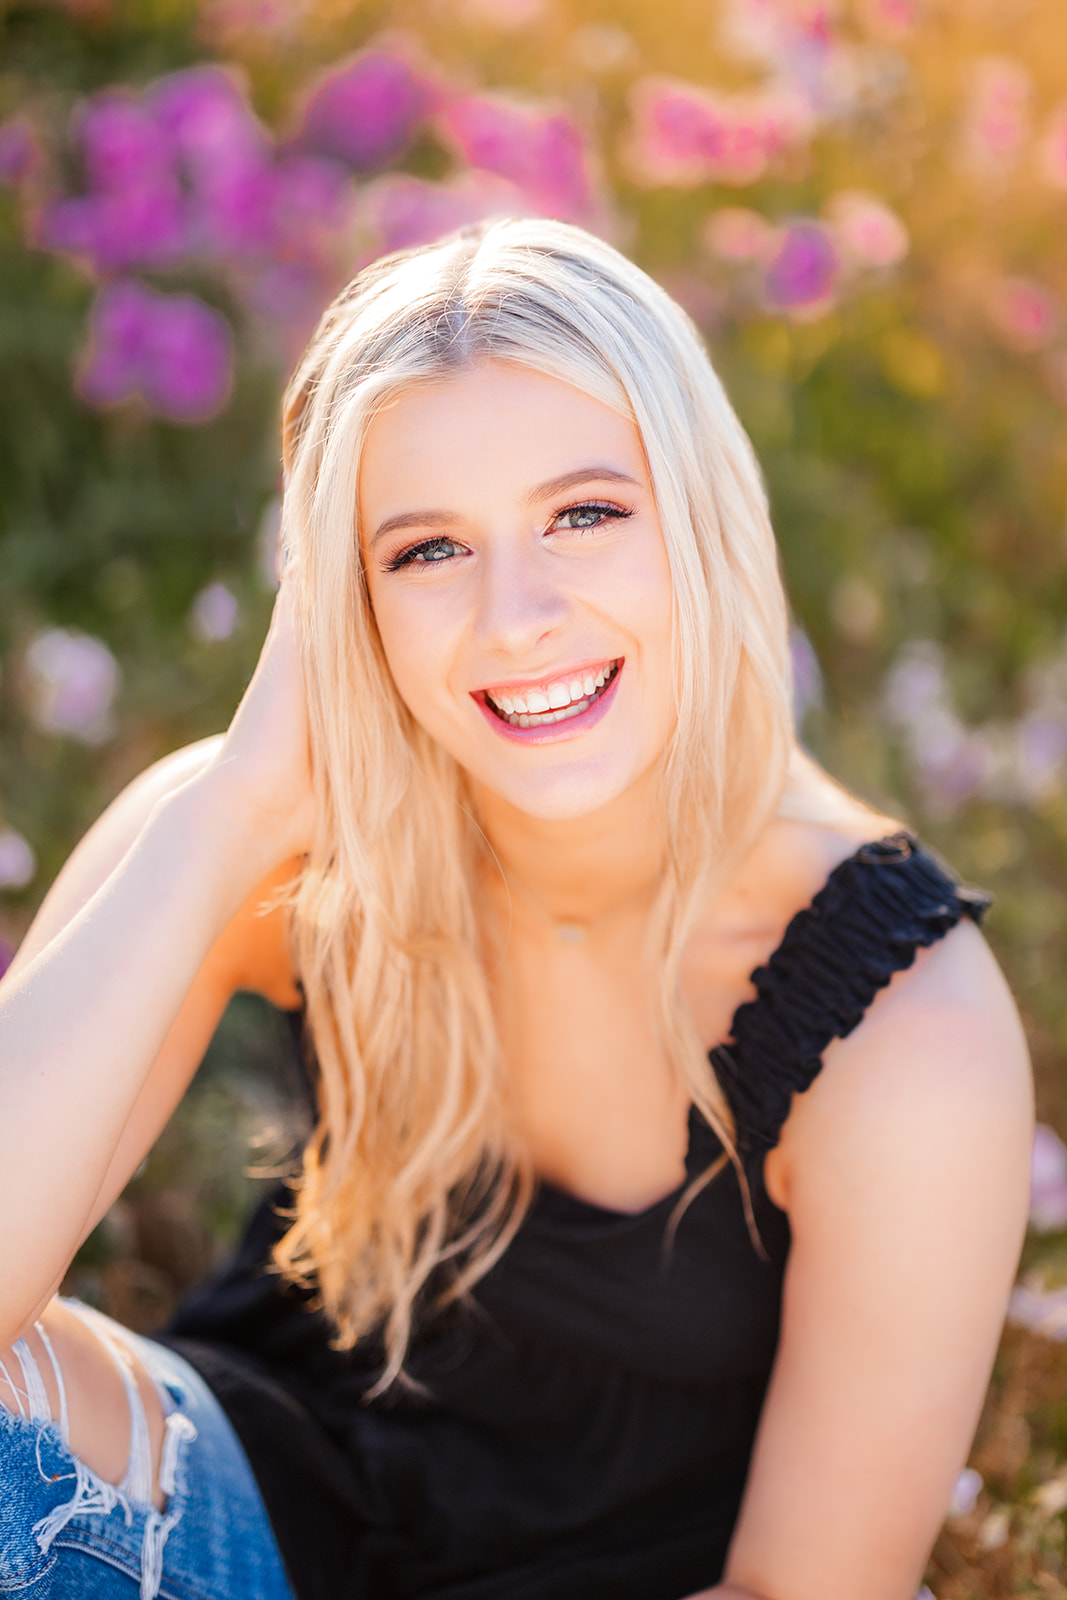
[163,832,990,1600]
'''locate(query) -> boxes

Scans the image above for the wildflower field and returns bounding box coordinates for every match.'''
[2,0,1067,1590]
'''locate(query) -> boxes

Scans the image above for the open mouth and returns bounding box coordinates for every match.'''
[482,660,621,729]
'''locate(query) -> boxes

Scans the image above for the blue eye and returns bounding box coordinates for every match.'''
[384,537,463,573]
[551,502,632,532]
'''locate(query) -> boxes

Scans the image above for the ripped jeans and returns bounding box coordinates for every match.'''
[0,1301,295,1600]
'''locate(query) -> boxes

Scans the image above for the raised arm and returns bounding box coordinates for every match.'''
[695,918,1033,1600]
[0,578,314,1345]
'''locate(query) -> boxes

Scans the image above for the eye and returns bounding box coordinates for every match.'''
[549,501,633,534]
[383,536,465,573]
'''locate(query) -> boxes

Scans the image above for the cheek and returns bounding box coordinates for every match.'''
[369,582,466,730]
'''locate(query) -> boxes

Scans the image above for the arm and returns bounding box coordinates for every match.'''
[0,578,314,1344]
[693,917,1032,1600]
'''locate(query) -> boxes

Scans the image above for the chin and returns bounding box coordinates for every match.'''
[476,759,644,822]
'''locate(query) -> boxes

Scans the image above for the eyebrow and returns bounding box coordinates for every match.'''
[368,466,644,546]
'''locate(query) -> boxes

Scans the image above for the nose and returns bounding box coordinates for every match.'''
[473,537,570,661]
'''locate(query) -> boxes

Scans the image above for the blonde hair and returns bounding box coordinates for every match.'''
[275,217,849,1384]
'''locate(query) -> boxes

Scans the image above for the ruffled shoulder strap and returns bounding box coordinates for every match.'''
[711,832,992,1153]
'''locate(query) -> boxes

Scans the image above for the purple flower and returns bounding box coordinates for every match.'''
[299,52,433,172]
[1030,1124,1067,1232]
[79,279,233,423]
[764,222,839,310]
[442,96,591,220]
[0,121,41,187]
[1008,1282,1067,1340]
[359,170,527,255]
[789,627,823,727]
[38,92,185,271]
[24,627,120,744]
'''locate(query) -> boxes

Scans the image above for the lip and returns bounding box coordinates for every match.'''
[473,660,624,745]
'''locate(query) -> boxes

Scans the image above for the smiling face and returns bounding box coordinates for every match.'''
[359,362,677,822]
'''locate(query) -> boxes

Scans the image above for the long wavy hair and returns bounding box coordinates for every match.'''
[274,216,863,1386]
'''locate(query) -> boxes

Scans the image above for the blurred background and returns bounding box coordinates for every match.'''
[2,0,1067,1591]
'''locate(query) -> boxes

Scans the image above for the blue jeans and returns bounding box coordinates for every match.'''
[0,1310,295,1600]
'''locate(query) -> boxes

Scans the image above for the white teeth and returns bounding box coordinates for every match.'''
[487,660,618,725]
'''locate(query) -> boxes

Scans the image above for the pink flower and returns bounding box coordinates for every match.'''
[0,121,41,187]
[1030,1125,1067,1232]
[626,77,808,189]
[441,96,592,220]
[960,57,1030,173]
[989,277,1057,352]
[862,0,919,39]
[763,221,839,311]
[1038,103,1067,189]
[825,191,909,268]
[299,52,434,172]
[78,279,233,423]
[24,627,120,744]
[702,206,778,263]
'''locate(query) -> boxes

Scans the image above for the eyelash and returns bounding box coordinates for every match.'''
[382,501,634,573]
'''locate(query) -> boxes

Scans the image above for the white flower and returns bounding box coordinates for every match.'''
[24,627,120,744]
[0,827,35,890]
[190,582,239,643]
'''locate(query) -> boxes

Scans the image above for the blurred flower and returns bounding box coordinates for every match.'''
[1029,1124,1067,1232]
[989,277,1057,352]
[790,626,824,727]
[199,0,304,49]
[441,96,592,220]
[0,828,36,891]
[358,170,526,255]
[39,93,184,271]
[0,121,41,187]
[960,57,1030,174]
[862,0,919,39]
[570,25,636,73]
[190,582,239,642]
[626,77,809,188]
[1037,103,1067,188]
[0,937,13,979]
[79,279,234,423]
[1015,711,1067,802]
[948,1467,983,1518]
[298,52,434,172]
[825,190,909,268]
[763,221,838,312]
[1007,1282,1067,1340]
[882,641,993,814]
[24,627,120,744]
[702,206,778,263]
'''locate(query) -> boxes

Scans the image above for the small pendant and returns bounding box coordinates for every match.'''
[555,922,587,944]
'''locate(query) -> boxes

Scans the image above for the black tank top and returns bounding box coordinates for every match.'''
[163,833,991,1600]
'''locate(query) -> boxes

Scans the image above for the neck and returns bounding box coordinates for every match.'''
[471,767,667,934]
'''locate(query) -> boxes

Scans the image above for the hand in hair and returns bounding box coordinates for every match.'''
[204,568,316,873]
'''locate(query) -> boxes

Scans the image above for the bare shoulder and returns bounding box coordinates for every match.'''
[12,736,302,1007]
[770,913,1033,1215]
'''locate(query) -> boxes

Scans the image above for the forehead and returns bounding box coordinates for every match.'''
[358,363,647,519]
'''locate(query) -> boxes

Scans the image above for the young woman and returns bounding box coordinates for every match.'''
[0,219,1032,1600]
